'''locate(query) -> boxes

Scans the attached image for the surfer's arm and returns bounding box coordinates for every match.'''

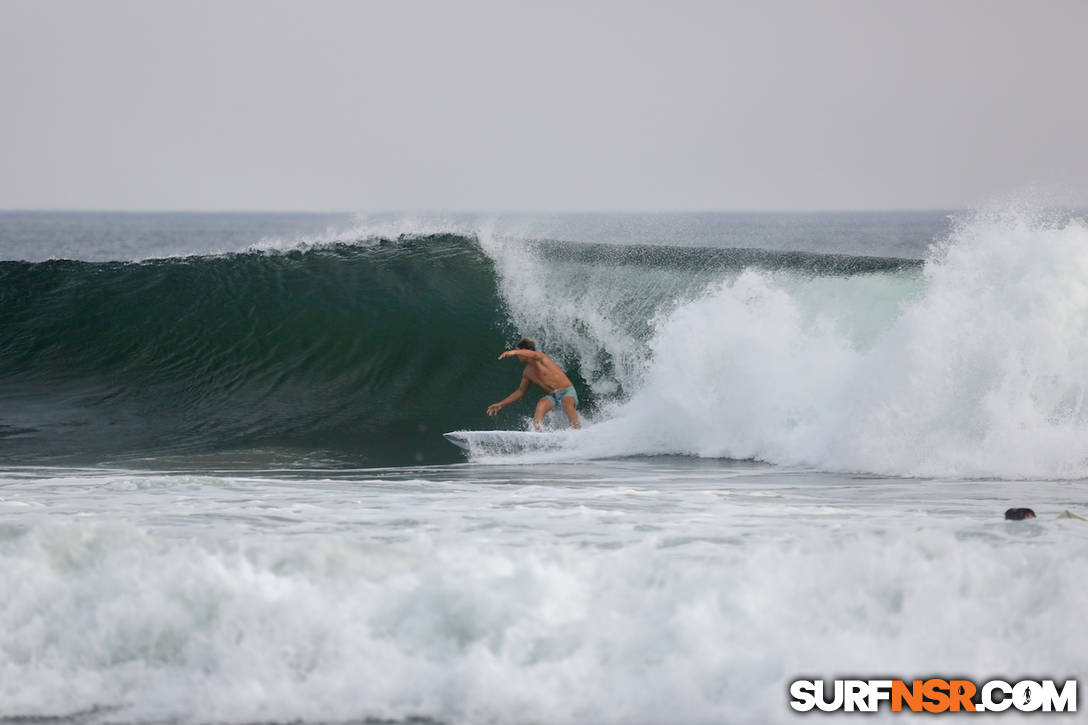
[498,349,544,362]
[487,375,531,416]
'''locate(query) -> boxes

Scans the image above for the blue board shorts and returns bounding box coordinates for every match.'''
[543,385,578,409]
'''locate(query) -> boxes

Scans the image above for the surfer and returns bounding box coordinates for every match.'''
[487,337,581,431]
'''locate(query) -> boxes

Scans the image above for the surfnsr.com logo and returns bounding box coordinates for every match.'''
[789,678,1077,713]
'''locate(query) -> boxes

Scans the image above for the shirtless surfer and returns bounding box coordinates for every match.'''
[487,337,581,430]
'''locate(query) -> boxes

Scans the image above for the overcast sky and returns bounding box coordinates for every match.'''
[2,0,1086,212]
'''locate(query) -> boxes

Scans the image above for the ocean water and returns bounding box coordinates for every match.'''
[1,210,1086,723]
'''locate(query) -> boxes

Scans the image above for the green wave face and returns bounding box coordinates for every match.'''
[0,236,529,465]
[0,234,916,467]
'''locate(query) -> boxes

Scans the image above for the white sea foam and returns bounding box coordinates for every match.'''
[1,468,1085,723]
[482,209,1088,478]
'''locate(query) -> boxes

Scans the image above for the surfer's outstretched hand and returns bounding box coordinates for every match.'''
[487,403,502,416]
[498,350,514,360]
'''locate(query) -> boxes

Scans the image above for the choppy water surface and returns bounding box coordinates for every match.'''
[2,462,1086,723]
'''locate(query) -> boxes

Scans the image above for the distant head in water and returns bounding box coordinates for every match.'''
[1005,507,1036,520]
[516,337,536,351]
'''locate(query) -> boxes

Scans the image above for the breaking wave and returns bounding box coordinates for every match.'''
[3,208,1087,476]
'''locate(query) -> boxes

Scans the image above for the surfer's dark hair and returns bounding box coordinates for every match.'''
[516,337,536,351]
[1004,507,1036,520]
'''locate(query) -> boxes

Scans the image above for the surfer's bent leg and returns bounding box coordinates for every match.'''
[562,395,581,429]
[533,397,553,431]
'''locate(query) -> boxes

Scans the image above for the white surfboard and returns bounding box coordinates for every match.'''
[443,429,569,454]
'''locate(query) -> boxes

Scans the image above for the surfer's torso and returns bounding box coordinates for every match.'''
[522,354,573,394]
